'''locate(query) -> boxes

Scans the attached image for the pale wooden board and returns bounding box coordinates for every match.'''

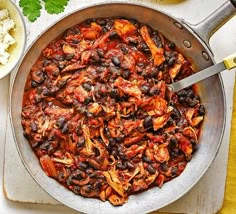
[3,0,236,213]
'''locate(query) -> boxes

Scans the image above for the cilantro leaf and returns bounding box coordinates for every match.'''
[43,0,69,14]
[19,0,42,22]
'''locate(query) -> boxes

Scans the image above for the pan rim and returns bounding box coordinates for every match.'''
[9,2,226,213]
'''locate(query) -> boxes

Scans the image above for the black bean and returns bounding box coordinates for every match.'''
[171,166,178,177]
[71,39,80,44]
[96,66,105,73]
[171,108,181,120]
[43,60,51,66]
[62,123,69,134]
[54,54,65,61]
[35,94,42,103]
[58,80,68,90]
[48,145,56,154]
[110,66,121,75]
[36,86,43,93]
[150,87,159,96]
[117,162,127,170]
[119,152,127,160]
[102,26,109,33]
[143,116,153,129]
[170,150,179,157]
[147,164,156,174]
[40,141,50,150]
[160,162,168,172]
[97,18,106,25]
[168,56,176,67]
[83,185,93,193]
[170,137,178,144]
[186,90,195,99]
[129,19,137,25]
[168,42,175,50]
[32,70,45,84]
[140,85,150,95]
[66,175,73,186]
[90,51,100,63]
[150,68,158,78]
[58,171,67,182]
[48,134,55,141]
[116,136,124,143]
[111,149,118,157]
[65,54,74,60]
[121,47,129,54]
[84,96,93,105]
[140,42,149,52]
[109,138,117,146]
[177,117,188,127]
[122,70,131,79]
[117,144,123,153]
[30,121,37,132]
[139,69,146,77]
[112,56,121,67]
[143,155,152,163]
[126,162,135,170]
[137,62,145,68]
[94,181,102,190]
[177,90,187,98]
[110,88,119,100]
[89,172,97,178]
[169,101,175,107]
[153,37,161,46]
[104,127,110,137]
[72,186,80,195]
[198,105,205,116]
[97,49,104,58]
[86,112,93,118]
[76,136,85,147]
[56,116,66,129]
[51,86,59,95]
[186,97,198,107]
[178,96,185,103]
[169,137,177,149]
[31,142,39,148]
[109,31,119,39]
[166,117,174,126]
[78,162,88,170]
[191,139,197,151]
[31,80,39,88]
[129,37,138,45]
[157,43,163,48]
[83,82,92,92]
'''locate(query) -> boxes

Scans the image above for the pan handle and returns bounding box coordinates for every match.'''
[189,0,236,46]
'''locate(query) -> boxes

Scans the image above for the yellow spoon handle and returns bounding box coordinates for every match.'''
[223,53,236,69]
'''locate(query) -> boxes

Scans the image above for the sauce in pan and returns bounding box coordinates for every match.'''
[21,17,205,205]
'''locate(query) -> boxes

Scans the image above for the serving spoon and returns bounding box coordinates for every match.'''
[168,53,236,92]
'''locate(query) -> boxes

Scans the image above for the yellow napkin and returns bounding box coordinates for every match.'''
[220,84,236,213]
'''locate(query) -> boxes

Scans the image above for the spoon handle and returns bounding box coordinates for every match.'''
[224,53,236,69]
[168,53,236,92]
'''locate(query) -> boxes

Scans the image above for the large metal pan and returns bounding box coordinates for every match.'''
[10,1,236,213]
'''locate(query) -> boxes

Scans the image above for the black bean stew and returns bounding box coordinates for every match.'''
[21,17,205,205]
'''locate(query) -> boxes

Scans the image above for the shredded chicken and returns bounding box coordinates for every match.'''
[21,17,205,206]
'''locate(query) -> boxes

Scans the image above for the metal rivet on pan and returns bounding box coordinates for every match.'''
[174,22,183,29]
[183,40,191,48]
[202,51,209,61]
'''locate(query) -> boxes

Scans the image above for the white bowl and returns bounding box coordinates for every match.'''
[0,0,26,79]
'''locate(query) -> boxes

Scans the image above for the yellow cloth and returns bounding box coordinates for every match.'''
[220,85,236,213]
